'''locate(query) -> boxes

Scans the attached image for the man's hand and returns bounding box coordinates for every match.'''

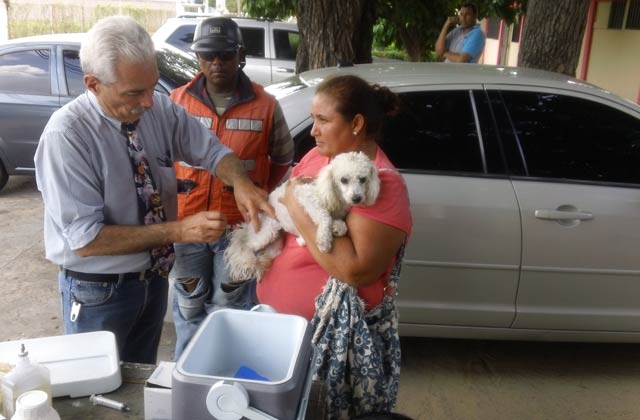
[436,15,459,58]
[178,211,228,243]
[233,177,275,230]
[214,153,275,230]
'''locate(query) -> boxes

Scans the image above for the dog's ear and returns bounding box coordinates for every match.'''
[316,164,341,213]
[364,165,381,206]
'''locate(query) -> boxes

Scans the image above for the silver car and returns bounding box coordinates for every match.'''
[267,63,640,342]
[152,16,299,85]
[0,34,199,191]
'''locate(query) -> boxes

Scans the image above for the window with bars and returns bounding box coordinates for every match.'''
[608,0,626,29]
[486,18,502,39]
[626,0,640,29]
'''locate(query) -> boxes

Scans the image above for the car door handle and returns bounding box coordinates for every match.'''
[534,209,593,220]
[276,67,295,73]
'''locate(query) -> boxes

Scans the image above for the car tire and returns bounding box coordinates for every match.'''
[0,160,8,192]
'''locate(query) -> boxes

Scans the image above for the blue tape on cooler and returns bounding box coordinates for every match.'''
[234,365,270,381]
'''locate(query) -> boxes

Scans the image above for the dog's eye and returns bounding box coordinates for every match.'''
[359,177,367,184]
[340,177,348,184]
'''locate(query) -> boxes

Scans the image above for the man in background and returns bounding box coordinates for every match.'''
[170,17,293,359]
[435,2,486,63]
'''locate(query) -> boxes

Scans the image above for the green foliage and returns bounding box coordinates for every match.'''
[226,1,238,14]
[243,0,295,19]
[486,0,527,25]
[242,0,527,62]
[8,3,173,39]
[372,48,408,61]
[374,0,526,61]
[375,0,459,61]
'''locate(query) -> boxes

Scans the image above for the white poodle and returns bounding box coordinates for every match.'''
[224,151,381,282]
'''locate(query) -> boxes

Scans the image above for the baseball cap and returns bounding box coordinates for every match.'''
[191,17,244,53]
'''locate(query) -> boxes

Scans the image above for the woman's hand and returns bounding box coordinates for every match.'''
[280,175,405,288]
[279,176,313,209]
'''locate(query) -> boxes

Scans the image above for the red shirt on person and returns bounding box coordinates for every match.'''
[256,146,413,320]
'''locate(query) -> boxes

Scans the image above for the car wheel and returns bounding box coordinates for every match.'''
[0,160,8,192]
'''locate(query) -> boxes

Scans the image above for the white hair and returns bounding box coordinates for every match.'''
[80,15,156,85]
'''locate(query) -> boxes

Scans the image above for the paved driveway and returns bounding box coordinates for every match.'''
[2,176,640,420]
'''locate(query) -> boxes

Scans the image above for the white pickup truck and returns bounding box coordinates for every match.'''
[153,16,299,85]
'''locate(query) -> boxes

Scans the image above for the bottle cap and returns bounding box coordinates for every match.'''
[12,390,53,419]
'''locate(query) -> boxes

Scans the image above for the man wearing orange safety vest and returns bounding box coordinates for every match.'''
[169,17,293,359]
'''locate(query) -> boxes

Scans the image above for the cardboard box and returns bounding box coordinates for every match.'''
[144,361,174,420]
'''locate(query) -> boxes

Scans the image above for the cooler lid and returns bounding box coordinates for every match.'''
[0,331,122,398]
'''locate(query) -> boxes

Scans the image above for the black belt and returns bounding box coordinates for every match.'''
[61,268,153,283]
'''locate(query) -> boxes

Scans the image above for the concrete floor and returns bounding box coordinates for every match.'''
[3,175,640,420]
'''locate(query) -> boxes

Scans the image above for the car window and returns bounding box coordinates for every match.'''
[0,49,51,95]
[155,46,199,91]
[499,91,640,185]
[291,90,490,174]
[63,49,84,97]
[166,25,195,53]
[273,29,298,60]
[382,91,485,174]
[240,27,265,58]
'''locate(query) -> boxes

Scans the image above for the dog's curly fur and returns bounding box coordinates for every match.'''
[224,151,381,282]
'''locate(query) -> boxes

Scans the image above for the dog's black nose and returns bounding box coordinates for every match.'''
[352,195,362,204]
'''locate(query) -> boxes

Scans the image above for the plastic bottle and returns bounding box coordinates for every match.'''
[0,345,51,419]
[10,390,59,420]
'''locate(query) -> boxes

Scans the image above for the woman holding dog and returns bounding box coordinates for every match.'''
[256,74,412,419]
[257,74,411,319]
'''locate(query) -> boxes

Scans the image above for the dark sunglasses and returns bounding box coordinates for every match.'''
[197,51,238,62]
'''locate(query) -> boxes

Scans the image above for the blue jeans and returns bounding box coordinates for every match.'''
[58,270,168,364]
[171,237,257,360]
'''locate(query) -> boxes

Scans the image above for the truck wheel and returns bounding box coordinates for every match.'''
[0,160,8,192]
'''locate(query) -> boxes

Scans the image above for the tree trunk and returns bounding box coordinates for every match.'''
[296,0,375,72]
[518,0,590,76]
[397,25,423,62]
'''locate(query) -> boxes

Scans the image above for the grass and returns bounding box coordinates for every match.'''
[8,3,173,38]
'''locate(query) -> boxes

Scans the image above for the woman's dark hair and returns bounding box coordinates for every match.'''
[315,74,401,142]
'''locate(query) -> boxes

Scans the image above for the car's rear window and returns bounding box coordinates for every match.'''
[0,49,51,95]
[166,25,195,53]
[156,47,199,90]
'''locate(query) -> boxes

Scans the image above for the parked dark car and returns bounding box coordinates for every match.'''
[0,34,199,191]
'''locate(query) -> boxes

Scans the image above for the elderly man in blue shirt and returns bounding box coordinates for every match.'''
[34,15,274,364]
[436,2,486,63]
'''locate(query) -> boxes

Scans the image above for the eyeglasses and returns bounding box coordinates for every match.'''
[197,51,238,62]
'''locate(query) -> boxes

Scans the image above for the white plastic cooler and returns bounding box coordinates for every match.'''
[172,308,315,420]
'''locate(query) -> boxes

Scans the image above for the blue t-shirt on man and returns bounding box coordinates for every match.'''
[445,23,486,63]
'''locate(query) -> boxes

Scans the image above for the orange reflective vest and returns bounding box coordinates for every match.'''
[171,72,275,225]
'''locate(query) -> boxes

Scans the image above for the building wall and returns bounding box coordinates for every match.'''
[483,36,499,64]
[481,18,520,67]
[577,1,640,103]
[482,3,639,104]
